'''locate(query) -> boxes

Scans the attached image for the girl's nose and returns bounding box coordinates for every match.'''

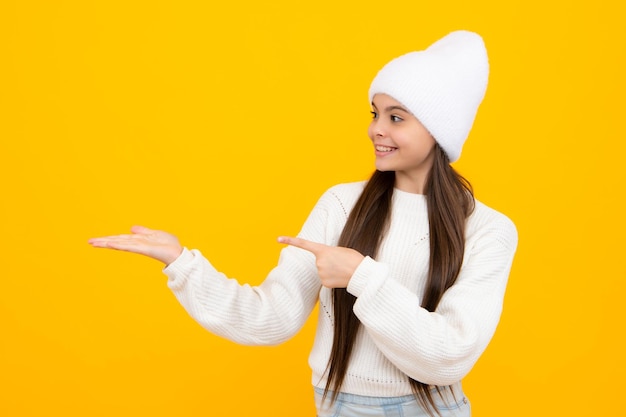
[371,121,386,138]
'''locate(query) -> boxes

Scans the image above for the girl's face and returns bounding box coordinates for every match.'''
[368,94,436,194]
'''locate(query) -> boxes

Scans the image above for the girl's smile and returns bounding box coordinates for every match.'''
[374,144,398,156]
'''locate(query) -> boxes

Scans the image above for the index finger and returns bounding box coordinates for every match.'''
[277,236,326,255]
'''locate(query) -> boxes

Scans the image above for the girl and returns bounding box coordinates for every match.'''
[89,30,518,417]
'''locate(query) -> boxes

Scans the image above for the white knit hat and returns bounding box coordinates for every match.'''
[368,30,489,162]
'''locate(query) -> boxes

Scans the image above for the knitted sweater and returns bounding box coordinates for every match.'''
[163,181,518,397]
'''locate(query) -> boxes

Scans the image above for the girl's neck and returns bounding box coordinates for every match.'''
[394,173,428,195]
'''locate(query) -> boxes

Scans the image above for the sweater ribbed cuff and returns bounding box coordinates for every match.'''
[163,247,195,289]
[347,256,388,297]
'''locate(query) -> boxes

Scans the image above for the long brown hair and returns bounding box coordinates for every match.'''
[323,144,475,416]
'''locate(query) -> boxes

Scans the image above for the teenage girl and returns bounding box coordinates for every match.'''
[89,30,518,417]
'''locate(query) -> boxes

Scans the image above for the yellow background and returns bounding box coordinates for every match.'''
[1,0,624,415]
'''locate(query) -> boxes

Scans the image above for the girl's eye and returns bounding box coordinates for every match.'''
[391,115,403,122]
[370,111,378,119]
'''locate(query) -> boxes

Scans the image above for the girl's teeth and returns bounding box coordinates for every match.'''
[376,145,395,152]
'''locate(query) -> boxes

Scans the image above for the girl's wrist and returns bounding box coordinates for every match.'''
[162,246,184,266]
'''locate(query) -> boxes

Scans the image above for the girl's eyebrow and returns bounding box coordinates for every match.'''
[371,103,410,113]
[385,105,410,113]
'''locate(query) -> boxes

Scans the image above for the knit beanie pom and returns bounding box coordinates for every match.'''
[368,30,489,162]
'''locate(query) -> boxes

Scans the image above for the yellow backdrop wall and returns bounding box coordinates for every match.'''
[1,0,624,415]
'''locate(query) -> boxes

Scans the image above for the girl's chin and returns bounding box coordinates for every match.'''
[374,162,396,172]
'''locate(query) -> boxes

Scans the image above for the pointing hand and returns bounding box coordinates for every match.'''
[278,236,364,288]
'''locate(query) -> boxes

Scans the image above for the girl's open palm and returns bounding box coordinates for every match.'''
[88,225,183,265]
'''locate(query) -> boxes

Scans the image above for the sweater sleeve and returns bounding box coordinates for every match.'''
[347,214,518,386]
[162,197,330,346]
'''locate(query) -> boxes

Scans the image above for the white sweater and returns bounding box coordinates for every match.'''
[164,181,518,397]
